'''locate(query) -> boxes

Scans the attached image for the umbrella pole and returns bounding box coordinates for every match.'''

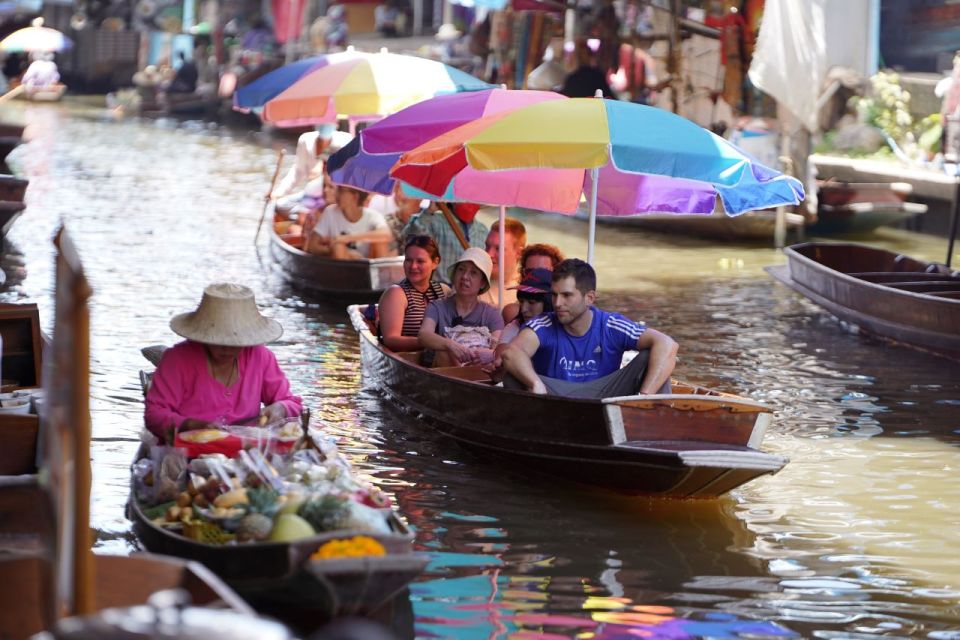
[498,206,505,309]
[587,167,599,265]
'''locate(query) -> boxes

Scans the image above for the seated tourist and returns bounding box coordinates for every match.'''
[498,268,553,346]
[277,173,337,244]
[520,243,564,273]
[479,217,526,309]
[501,259,677,398]
[378,235,449,351]
[418,248,504,367]
[271,124,351,217]
[144,283,302,444]
[402,202,489,283]
[306,185,392,259]
[371,182,430,252]
[501,242,565,323]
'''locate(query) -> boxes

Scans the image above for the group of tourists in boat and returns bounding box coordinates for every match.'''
[261,124,679,402]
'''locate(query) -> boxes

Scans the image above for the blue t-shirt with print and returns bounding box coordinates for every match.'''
[524,308,646,383]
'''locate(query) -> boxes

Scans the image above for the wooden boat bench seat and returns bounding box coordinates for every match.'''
[429,365,495,384]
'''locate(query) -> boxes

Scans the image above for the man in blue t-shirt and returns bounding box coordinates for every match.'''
[501,259,678,398]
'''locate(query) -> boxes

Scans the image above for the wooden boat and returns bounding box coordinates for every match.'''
[22,83,66,102]
[808,201,927,235]
[347,305,788,498]
[131,356,426,632]
[129,486,427,633]
[0,228,271,638]
[0,302,43,485]
[766,242,960,359]
[817,180,912,208]
[809,181,927,235]
[268,222,404,299]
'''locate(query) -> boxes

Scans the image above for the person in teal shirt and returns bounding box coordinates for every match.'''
[402,202,488,284]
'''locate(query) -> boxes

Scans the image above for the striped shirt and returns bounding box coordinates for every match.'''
[399,278,447,337]
[524,308,646,383]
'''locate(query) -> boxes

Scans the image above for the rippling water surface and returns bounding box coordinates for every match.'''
[2,100,959,639]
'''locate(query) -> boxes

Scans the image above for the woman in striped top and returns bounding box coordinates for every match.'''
[378,235,450,351]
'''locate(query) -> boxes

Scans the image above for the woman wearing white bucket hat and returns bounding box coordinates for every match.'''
[417,248,504,367]
[144,283,302,443]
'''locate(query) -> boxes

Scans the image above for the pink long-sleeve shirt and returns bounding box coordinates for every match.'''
[144,340,302,441]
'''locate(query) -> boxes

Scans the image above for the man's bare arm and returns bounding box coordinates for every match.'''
[500,328,546,394]
[636,328,678,394]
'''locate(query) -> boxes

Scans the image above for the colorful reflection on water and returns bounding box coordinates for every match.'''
[2,99,959,639]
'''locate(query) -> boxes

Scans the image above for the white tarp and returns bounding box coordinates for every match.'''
[748,0,828,132]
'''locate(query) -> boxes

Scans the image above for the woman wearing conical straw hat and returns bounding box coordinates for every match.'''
[144,283,302,443]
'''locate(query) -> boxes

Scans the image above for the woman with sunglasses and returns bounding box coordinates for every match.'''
[377,235,449,351]
[418,248,504,366]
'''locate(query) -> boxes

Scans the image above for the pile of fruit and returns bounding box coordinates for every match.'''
[135,431,395,556]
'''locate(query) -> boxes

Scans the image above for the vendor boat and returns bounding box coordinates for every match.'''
[1,228,278,638]
[130,367,427,633]
[268,222,404,299]
[767,242,960,359]
[347,305,787,499]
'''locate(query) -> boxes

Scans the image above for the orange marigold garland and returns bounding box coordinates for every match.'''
[311,535,386,560]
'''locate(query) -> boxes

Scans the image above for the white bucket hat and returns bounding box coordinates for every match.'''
[170,283,282,347]
[449,247,492,293]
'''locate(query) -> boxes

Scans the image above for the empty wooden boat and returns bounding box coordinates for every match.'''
[767,242,960,359]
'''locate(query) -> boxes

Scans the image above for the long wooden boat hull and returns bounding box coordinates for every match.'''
[348,306,786,498]
[817,181,911,207]
[767,242,960,359]
[128,458,428,631]
[808,201,926,235]
[268,223,404,298]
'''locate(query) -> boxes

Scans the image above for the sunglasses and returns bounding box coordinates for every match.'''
[451,315,464,327]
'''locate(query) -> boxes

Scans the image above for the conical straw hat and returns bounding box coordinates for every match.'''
[170,283,282,347]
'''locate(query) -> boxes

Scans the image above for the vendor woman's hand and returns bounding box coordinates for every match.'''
[259,402,287,425]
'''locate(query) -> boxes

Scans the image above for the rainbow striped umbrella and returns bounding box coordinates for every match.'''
[232,49,369,113]
[261,52,494,128]
[0,18,72,53]
[326,88,566,200]
[392,97,805,262]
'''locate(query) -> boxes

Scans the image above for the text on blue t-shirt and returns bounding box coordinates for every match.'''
[524,308,645,383]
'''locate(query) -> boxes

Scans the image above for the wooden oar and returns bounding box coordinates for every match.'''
[254,149,286,248]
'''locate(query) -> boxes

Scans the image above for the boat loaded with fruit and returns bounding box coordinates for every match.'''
[128,283,427,634]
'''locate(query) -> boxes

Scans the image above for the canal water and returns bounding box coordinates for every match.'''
[3,99,959,639]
